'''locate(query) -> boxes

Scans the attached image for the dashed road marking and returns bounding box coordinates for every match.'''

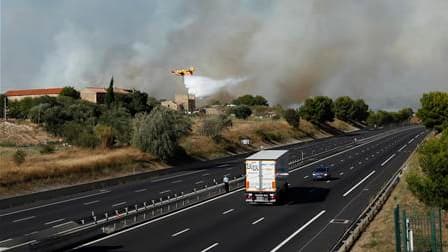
[222,209,234,215]
[134,188,147,193]
[112,202,127,207]
[12,216,35,223]
[201,242,219,252]
[171,228,190,237]
[252,217,265,225]
[83,200,100,206]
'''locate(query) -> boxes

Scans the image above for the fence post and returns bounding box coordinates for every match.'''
[402,210,408,252]
[438,208,443,252]
[394,204,402,252]
[430,209,437,252]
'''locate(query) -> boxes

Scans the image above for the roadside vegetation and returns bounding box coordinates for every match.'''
[353,91,448,251]
[0,87,419,196]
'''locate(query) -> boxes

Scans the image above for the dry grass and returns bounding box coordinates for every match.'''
[0,120,58,146]
[181,117,333,160]
[352,148,448,252]
[0,147,164,197]
[328,119,359,132]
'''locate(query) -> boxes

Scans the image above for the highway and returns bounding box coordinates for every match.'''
[0,128,385,249]
[75,125,427,252]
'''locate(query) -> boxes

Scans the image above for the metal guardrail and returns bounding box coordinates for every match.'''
[332,132,427,252]
[28,176,245,251]
[26,129,413,251]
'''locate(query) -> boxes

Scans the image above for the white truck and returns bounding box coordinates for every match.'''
[245,150,289,204]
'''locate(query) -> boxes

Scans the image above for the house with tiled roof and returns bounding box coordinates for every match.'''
[4,88,63,101]
[80,87,131,103]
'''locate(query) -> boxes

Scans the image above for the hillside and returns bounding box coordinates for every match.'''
[0,118,358,197]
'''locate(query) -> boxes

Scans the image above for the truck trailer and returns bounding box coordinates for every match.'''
[245,150,289,204]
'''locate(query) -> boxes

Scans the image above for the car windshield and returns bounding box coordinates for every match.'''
[315,167,328,172]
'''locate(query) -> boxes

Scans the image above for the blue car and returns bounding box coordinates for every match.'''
[312,165,331,180]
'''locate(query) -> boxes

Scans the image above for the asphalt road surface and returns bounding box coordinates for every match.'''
[0,127,389,249]
[73,125,427,252]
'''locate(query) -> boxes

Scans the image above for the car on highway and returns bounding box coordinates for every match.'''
[312,165,331,180]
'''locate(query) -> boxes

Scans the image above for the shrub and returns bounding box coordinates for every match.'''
[199,115,232,139]
[232,105,252,119]
[13,149,27,165]
[131,107,191,161]
[283,109,300,128]
[256,129,284,143]
[299,96,334,123]
[95,124,114,148]
[39,144,55,154]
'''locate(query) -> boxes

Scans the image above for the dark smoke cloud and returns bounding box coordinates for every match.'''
[1,0,448,109]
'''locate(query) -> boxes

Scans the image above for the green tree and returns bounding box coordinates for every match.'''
[350,99,369,122]
[105,77,115,109]
[131,107,191,161]
[98,107,132,145]
[334,96,354,121]
[60,86,80,99]
[0,94,6,118]
[283,108,300,128]
[299,96,334,123]
[233,94,268,106]
[407,129,448,209]
[417,92,448,132]
[232,105,252,119]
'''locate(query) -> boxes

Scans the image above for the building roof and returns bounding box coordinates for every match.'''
[81,87,131,94]
[5,88,63,97]
[246,150,289,160]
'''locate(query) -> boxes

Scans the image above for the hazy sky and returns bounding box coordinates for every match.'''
[1,0,448,109]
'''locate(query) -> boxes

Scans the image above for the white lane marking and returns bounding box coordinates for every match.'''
[160,190,171,194]
[326,180,331,183]
[77,129,414,248]
[171,228,190,237]
[0,190,110,217]
[112,202,127,207]
[381,154,396,167]
[150,169,205,183]
[195,181,204,185]
[252,217,265,225]
[12,216,35,223]
[201,242,219,252]
[83,200,100,206]
[45,218,65,225]
[222,209,234,215]
[270,210,326,252]
[202,173,211,177]
[339,172,344,176]
[342,170,376,197]
[304,176,309,179]
[408,138,414,144]
[134,188,147,193]
[171,180,182,184]
[52,221,72,228]
[4,240,36,250]
[225,167,233,170]
[217,164,229,167]
[224,173,231,177]
[398,144,407,152]
[75,188,245,248]
[0,239,12,244]
[350,166,354,170]
[25,231,38,236]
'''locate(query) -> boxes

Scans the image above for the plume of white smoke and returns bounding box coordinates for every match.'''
[184,75,246,98]
[2,0,448,109]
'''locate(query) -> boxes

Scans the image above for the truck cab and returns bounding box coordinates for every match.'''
[245,150,289,204]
